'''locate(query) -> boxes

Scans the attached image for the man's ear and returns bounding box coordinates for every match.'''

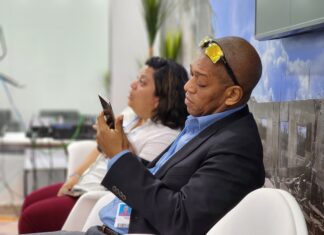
[224,86,243,106]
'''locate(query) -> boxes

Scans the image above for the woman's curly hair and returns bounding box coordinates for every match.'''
[146,57,189,129]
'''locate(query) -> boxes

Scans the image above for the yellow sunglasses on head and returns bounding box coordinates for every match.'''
[199,36,240,86]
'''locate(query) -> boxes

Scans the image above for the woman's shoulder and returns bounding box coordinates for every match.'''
[145,120,180,136]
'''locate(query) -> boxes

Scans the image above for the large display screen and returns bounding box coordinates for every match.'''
[255,0,324,40]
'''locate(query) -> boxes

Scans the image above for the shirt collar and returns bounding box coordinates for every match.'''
[185,104,246,132]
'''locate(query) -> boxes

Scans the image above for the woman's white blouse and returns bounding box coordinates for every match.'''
[73,118,180,192]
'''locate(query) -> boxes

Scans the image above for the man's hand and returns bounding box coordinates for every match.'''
[95,112,129,158]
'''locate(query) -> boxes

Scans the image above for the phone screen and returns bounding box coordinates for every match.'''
[98,94,115,129]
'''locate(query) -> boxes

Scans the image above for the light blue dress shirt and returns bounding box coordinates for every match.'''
[99,105,245,234]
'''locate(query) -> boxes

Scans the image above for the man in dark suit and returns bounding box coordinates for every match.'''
[94,36,265,235]
[29,36,264,235]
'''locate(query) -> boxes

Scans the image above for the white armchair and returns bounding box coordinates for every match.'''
[62,140,106,231]
[207,188,308,235]
[62,191,111,231]
[66,140,97,178]
[82,192,115,231]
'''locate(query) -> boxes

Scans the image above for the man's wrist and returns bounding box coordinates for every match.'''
[107,150,130,170]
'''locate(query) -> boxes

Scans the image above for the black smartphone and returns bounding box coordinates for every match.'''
[63,188,86,197]
[98,94,115,129]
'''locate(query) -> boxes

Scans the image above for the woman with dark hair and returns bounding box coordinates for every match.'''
[146,57,188,129]
[18,57,188,233]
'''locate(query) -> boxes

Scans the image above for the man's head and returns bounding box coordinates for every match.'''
[184,36,262,116]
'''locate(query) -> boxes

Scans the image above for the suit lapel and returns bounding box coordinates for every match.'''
[154,106,250,179]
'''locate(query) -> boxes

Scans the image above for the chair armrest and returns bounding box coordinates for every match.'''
[62,191,109,231]
[82,192,116,231]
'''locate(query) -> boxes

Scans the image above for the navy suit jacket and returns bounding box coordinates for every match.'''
[101,106,265,235]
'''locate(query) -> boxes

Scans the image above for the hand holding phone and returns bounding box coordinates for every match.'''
[98,94,115,129]
[62,188,86,197]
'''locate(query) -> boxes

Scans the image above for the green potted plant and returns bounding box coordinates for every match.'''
[161,30,182,61]
[142,0,168,57]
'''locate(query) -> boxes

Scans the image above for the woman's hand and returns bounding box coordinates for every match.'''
[95,113,129,158]
[57,176,79,196]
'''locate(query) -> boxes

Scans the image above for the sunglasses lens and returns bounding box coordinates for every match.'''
[205,43,224,64]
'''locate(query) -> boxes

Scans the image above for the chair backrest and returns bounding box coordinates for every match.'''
[62,191,110,231]
[207,188,308,235]
[66,140,97,178]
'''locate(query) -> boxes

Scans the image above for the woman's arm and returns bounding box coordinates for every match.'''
[57,148,100,196]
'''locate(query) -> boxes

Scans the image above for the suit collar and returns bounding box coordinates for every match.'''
[151,105,250,178]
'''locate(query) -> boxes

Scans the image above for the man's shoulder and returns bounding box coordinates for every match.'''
[199,110,260,148]
[203,106,255,134]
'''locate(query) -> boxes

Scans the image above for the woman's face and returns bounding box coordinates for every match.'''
[128,65,159,119]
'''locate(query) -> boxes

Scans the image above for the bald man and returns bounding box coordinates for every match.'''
[30,36,265,235]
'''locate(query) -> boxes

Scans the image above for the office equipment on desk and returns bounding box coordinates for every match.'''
[26,110,96,140]
[1,132,69,148]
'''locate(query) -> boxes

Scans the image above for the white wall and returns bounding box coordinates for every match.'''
[109,0,149,114]
[0,0,109,126]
